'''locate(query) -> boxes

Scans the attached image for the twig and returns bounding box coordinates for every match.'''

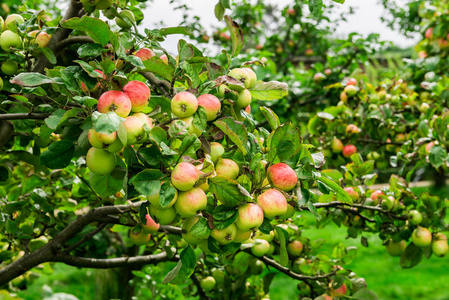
[140,72,173,98]
[358,138,404,146]
[63,223,108,253]
[191,273,212,300]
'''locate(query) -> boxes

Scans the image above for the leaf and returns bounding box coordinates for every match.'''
[263,273,277,294]
[259,218,274,234]
[249,81,289,101]
[160,182,177,208]
[209,176,243,207]
[40,47,57,64]
[400,243,423,269]
[77,43,104,59]
[214,118,248,155]
[190,217,211,239]
[268,123,301,166]
[10,73,62,86]
[22,175,48,195]
[178,39,195,62]
[353,289,377,300]
[159,26,192,36]
[178,134,201,157]
[224,15,243,57]
[44,109,66,130]
[62,16,110,46]
[429,145,447,168]
[40,140,75,169]
[130,170,162,196]
[309,0,323,18]
[274,227,289,266]
[163,246,196,284]
[312,172,352,205]
[332,0,345,3]
[213,205,237,221]
[89,168,125,197]
[142,57,175,81]
[214,3,225,21]
[259,106,280,131]
[92,111,125,135]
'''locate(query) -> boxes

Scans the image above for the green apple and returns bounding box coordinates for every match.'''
[5,14,24,27]
[251,239,271,257]
[233,228,252,243]
[29,236,49,252]
[119,116,148,145]
[171,91,198,118]
[211,223,237,245]
[409,210,423,225]
[254,230,274,242]
[86,147,116,175]
[171,162,200,191]
[235,203,264,231]
[344,85,358,97]
[210,142,224,163]
[175,187,207,218]
[411,226,432,247]
[228,68,251,90]
[432,233,448,257]
[115,10,135,29]
[244,67,257,88]
[0,77,3,91]
[331,138,343,153]
[211,268,225,284]
[249,259,264,275]
[149,205,177,225]
[215,159,239,179]
[234,89,252,109]
[287,240,303,257]
[0,16,4,30]
[81,0,100,6]
[292,257,306,273]
[1,59,18,75]
[385,239,406,257]
[200,276,216,292]
[0,30,22,52]
[181,215,208,245]
[129,226,151,246]
[95,0,113,10]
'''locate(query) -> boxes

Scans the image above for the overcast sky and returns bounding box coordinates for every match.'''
[140,0,420,53]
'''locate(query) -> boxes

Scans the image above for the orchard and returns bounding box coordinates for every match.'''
[0,0,449,299]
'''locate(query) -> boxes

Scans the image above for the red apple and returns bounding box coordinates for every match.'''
[197,94,221,121]
[142,213,160,233]
[267,163,297,191]
[257,189,288,219]
[244,105,251,114]
[313,72,325,83]
[332,283,347,297]
[123,80,151,112]
[235,203,264,231]
[171,91,198,118]
[286,8,296,16]
[324,69,332,75]
[425,27,433,40]
[344,187,359,201]
[385,239,406,257]
[370,190,384,202]
[135,48,156,61]
[412,226,432,247]
[346,78,357,86]
[215,159,239,179]
[132,112,153,130]
[119,116,148,145]
[342,144,357,157]
[305,48,314,56]
[287,240,303,256]
[340,91,348,102]
[35,32,51,48]
[255,44,263,50]
[346,124,360,135]
[219,32,230,41]
[97,90,132,118]
[171,162,200,191]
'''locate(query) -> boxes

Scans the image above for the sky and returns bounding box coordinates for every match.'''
[140,0,420,53]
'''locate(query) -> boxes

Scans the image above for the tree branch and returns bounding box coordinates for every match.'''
[0,113,50,120]
[55,36,94,51]
[140,72,173,98]
[191,273,212,300]
[358,138,404,146]
[63,223,108,253]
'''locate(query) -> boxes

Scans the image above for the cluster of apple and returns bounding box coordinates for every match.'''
[86,80,152,175]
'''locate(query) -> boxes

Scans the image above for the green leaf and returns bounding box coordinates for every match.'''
[40,47,57,64]
[40,140,75,169]
[178,40,195,62]
[163,246,196,284]
[429,145,447,168]
[89,168,125,197]
[209,176,243,207]
[160,182,177,208]
[214,2,225,21]
[142,57,175,81]
[190,217,211,239]
[249,81,289,101]
[400,243,423,269]
[309,0,323,18]
[149,126,168,147]
[77,43,104,59]
[193,106,208,131]
[159,26,192,36]
[130,170,162,196]
[332,0,345,3]
[44,109,66,130]
[178,134,201,157]
[10,73,62,86]
[263,273,277,294]
[213,205,237,221]
[259,218,273,234]
[312,172,352,205]
[92,111,125,135]
[259,106,280,131]
[268,123,301,166]
[62,16,110,46]
[22,175,48,195]
[224,15,243,57]
[274,226,289,266]
[353,289,377,300]
[214,117,248,155]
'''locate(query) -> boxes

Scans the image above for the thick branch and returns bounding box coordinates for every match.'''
[140,72,173,98]
[0,113,50,120]
[55,36,94,51]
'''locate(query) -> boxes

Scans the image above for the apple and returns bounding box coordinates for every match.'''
[171,162,200,191]
[123,81,151,112]
[409,210,423,225]
[34,32,51,48]
[181,215,208,245]
[331,138,343,153]
[255,44,263,50]
[211,268,225,284]
[119,116,148,145]
[346,78,357,86]
[135,48,156,61]
[244,105,251,114]
[267,163,297,191]
[233,228,252,243]
[292,257,307,273]
[88,129,123,153]
[251,239,271,257]
[254,230,274,242]
[257,189,288,219]
[29,236,49,252]
[86,147,116,175]
[287,240,303,256]
[235,203,264,231]
[142,213,160,233]
[147,184,178,209]
[367,151,381,160]
[5,14,24,27]
[171,91,198,118]
[425,142,435,154]
[179,116,202,137]
[243,67,257,88]
[305,48,314,56]
[385,239,406,257]
[412,226,432,247]
[332,283,347,297]
[346,124,360,135]
[275,46,283,54]
[340,91,348,103]
[235,89,252,109]
[0,30,22,51]
[197,94,221,121]
[418,102,430,113]
[286,8,295,16]
[344,187,359,201]
[160,54,169,64]
[215,159,239,179]
[175,187,207,218]
[81,0,100,6]
[313,72,325,83]
[219,32,230,42]
[249,260,265,275]
[425,27,433,40]
[97,90,132,118]
[211,223,237,245]
[200,276,216,292]
[129,227,151,246]
[342,144,357,157]
[133,112,153,129]
[210,142,224,163]
[370,190,384,202]
[228,68,251,90]
[0,77,3,91]
[149,205,177,225]
[344,85,358,97]
[95,0,113,10]
[0,16,3,30]
[324,69,332,76]
[115,10,135,29]
[432,233,448,257]
[1,59,18,75]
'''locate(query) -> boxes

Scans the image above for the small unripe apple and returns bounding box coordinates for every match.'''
[432,233,448,257]
[181,215,208,245]
[412,226,432,248]
[313,72,325,83]
[286,8,296,16]
[211,268,225,284]
[1,59,18,75]
[340,91,348,103]
[346,78,357,86]
[331,139,343,153]
[418,102,430,113]
[287,240,303,257]
[129,227,151,246]
[119,116,148,145]
[0,77,3,91]
[95,0,113,10]
[86,147,116,175]
[175,187,207,218]
[5,14,24,27]
[324,69,332,76]
[210,142,225,163]
[0,30,22,52]
[200,276,216,292]
[344,187,359,201]
[198,94,221,121]
[219,32,230,42]
[344,85,358,97]
[243,67,257,88]
[305,48,314,56]
[251,239,271,257]
[123,80,151,112]
[233,228,252,243]
[171,162,200,191]
[267,163,297,191]
[0,16,4,30]
[409,210,423,225]
[215,159,239,179]
[370,190,384,202]
[81,0,100,6]
[235,203,264,231]
[249,259,265,275]
[211,223,237,245]
[171,91,198,118]
[257,189,288,219]
[385,239,406,257]
[425,27,433,40]
[97,90,132,118]
[88,129,123,153]
[135,48,156,61]
[346,124,360,135]
[342,144,357,157]
[149,205,177,225]
[142,213,160,233]
[255,44,263,50]
[228,68,251,90]
[235,89,252,109]
[115,10,135,29]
